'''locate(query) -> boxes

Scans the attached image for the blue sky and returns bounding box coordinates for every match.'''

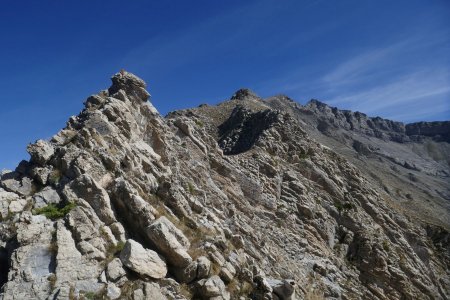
[0,0,449,169]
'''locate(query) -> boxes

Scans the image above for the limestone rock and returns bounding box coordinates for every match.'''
[144,282,167,300]
[195,275,230,300]
[196,256,211,279]
[27,139,55,166]
[33,186,61,209]
[120,239,167,279]
[106,258,127,282]
[146,216,192,268]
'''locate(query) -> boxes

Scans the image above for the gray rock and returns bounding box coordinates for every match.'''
[106,258,126,282]
[196,256,211,279]
[107,282,122,299]
[195,275,230,300]
[0,172,34,196]
[33,186,61,209]
[144,282,167,300]
[173,260,198,283]
[120,239,167,279]
[133,289,145,300]
[219,262,236,283]
[8,198,27,213]
[63,174,115,224]
[267,279,296,300]
[27,139,54,166]
[146,216,192,268]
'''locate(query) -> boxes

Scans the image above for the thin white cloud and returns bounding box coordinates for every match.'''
[326,69,450,116]
[322,40,410,87]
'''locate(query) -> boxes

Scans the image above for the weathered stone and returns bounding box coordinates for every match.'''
[0,172,34,196]
[1,70,449,300]
[107,282,122,299]
[106,258,126,282]
[146,216,192,268]
[195,275,230,300]
[196,256,211,279]
[33,186,61,209]
[120,239,167,279]
[8,198,27,213]
[63,174,115,224]
[219,262,236,283]
[267,279,296,300]
[27,139,54,166]
[173,260,198,283]
[144,282,167,300]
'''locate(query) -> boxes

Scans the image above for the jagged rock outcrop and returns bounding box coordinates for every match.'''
[0,71,449,300]
[406,121,450,143]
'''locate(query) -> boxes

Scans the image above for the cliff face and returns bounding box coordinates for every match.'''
[406,121,450,143]
[0,72,449,300]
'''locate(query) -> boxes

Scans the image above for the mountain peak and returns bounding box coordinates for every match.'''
[108,70,151,102]
[230,88,260,101]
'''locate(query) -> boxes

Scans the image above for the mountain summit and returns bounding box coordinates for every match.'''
[0,71,449,300]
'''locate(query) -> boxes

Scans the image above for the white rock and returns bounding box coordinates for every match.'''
[107,283,122,300]
[106,258,126,282]
[120,239,167,279]
[146,216,192,268]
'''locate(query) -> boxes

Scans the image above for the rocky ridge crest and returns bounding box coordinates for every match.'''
[0,72,449,300]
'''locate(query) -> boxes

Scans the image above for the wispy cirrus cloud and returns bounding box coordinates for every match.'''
[287,30,450,122]
[326,68,450,121]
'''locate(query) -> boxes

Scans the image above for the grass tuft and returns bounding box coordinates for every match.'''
[34,202,76,220]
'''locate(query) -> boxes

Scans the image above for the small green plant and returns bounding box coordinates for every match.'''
[334,201,354,213]
[382,240,390,252]
[82,292,96,300]
[299,152,309,160]
[187,182,196,195]
[107,241,126,258]
[194,119,204,127]
[34,202,76,220]
[47,274,57,289]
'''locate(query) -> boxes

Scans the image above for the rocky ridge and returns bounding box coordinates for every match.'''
[0,71,449,300]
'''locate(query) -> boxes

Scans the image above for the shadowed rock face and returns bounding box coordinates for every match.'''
[0,247,8,288]
[0,71,449,300]
[406,121,450,142]
[218,106,279,155]
[230,88,261,101]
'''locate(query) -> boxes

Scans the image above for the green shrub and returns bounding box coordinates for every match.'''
[194,119,204,127]
[107,241,126,258]
[187,182,195,195]
[334,201,354,213]
[34,202,76,220]
[382,240,390,252]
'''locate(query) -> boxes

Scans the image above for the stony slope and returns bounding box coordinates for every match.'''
[265,96,450,230]
[0,72,449,300]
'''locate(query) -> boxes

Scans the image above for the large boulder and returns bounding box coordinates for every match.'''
[146,216,192,268]
[27,140,55,166]
[33,186,61,209]
[119,239,167,279]
[0,172,34,196]
[63,174,115,225]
